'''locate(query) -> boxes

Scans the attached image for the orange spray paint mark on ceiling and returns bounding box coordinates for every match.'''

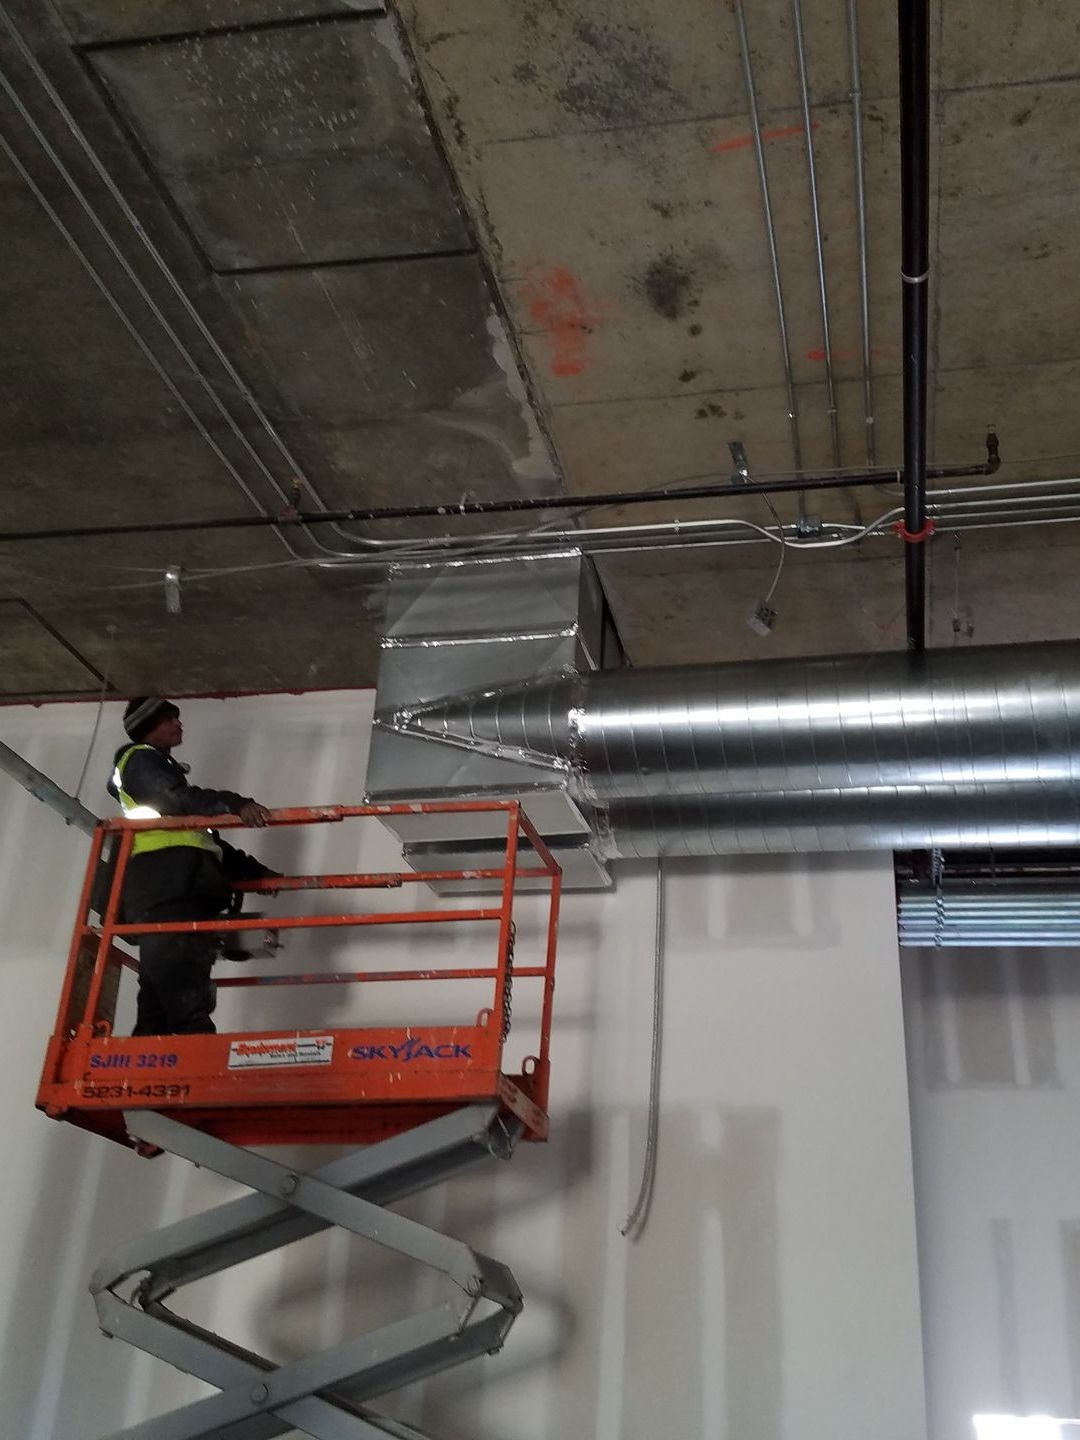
[711,120,817,153]
[807,346,857,362]
[521,265,600,377]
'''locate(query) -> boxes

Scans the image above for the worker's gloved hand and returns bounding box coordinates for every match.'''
[238,801,273,828]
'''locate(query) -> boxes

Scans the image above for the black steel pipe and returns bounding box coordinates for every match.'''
[899,0,931,651]
[0,447,998,548]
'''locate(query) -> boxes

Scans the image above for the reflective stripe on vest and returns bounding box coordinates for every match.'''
[113,745,222,858]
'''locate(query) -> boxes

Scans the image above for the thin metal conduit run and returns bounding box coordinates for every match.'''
[733,0,807,521]
[938,517,1080,536]
[0,6,371,562]
[846,0,877,470]
[621,857,665,1240]
[930,494,1080,515]
[933,472,1080,500]
[792,0,846,487]
[6,490,1080,578]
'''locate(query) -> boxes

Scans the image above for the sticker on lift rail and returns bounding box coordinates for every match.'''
[227,1036,334,1070]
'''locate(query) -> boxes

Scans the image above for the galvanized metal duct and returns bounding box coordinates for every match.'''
[898,891,1080,948]
[403,641,1080,857]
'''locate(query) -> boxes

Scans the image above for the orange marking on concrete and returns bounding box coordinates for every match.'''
[807,346,858,362]
[521,265,601,377]
[711,120,817,153]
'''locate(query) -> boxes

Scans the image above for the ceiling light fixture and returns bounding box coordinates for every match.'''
[974,1415,1071,1439]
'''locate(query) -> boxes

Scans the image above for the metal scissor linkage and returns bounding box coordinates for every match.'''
[92,1104,524,1440]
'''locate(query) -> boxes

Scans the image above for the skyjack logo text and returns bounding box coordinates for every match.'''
[349,1038,472,1063]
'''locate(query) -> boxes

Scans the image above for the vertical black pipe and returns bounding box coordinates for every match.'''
[899,0,930,652]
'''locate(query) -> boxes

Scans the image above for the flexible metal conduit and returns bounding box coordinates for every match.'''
[404,641,1080,856]
[621,858,664,1239]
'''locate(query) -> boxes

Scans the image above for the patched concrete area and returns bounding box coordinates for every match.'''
[91,15,468,270]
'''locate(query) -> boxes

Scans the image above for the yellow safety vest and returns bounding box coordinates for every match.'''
[113,745,222,858]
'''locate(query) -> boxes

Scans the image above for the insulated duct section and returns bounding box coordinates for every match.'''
[396,638,1080,859]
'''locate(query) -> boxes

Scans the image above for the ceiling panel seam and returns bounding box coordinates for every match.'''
[0,598,111,690]
[77,8,388,57]
[213,245,478,281]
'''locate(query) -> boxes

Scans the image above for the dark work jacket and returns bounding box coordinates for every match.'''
[106,744,276,919]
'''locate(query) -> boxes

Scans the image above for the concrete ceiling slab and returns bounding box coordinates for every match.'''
[598,544,908,664]
[3,0,1080,698]
[0,164,198,444]
[476,99,903,415]
[91,14,467,270]
[0,598,106,694]
[925,540,1080,644]
[401,0,899,145]
[229,255,527,423]
[548,372,904,517]
[940,0,1080,89]
[225,254,557,520]
[602,530,1080,664]
[933,359,1080,479]
[42,574,385,694]
[937,82,1080,373]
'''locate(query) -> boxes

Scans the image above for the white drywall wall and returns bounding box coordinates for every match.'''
[0,691,926,1439]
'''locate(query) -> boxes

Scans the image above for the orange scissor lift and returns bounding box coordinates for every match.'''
[37,801,561,1440]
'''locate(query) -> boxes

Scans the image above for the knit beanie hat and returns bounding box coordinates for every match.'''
[123,697,177,741]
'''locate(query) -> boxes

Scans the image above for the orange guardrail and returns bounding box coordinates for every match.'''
[37,802,561,1150]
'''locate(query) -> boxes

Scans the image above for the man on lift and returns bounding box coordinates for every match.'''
[107,697,279,1037]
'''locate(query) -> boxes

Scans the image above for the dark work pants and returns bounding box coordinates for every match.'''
[132,908,219,1036]
[124,849,230,1037]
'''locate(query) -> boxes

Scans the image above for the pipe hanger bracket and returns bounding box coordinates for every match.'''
[894,517,937,544]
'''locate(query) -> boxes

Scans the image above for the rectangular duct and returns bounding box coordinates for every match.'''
[365,549,620,889]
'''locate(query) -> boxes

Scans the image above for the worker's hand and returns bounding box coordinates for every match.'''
[238,801,273,828]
